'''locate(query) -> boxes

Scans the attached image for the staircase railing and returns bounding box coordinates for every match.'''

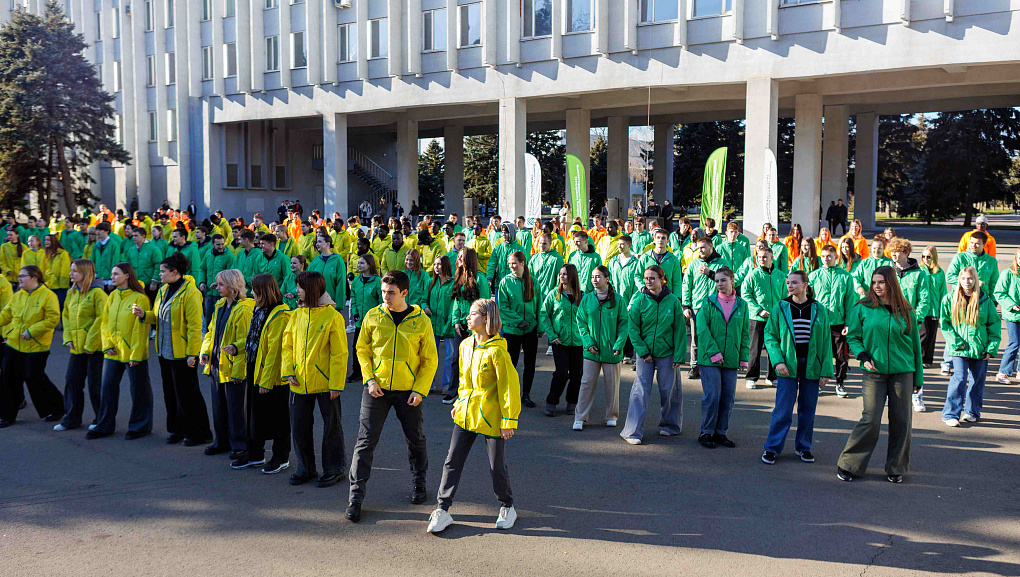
[348,147,397,212]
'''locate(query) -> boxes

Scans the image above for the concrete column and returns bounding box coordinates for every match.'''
[322,0,338,83]
[444,125,465,216]
[446,0,457,71]
[237,0,252,93]
[653,123,674,207]
[607,116,629,210]
[174,0,193,209]
[124,0,150,210]
[386,0,402,77]
[153,0,168,158]
[406,0,421,75]
[743,77,778,240]
[306,0,321,85]
[396,117,419,211]
[188,0,203,96]
[322,113,348,216]
[820,104,849,230]
[200,100,223,212]
[280,0,292,88]
[566,109,591,222]
[791,94,823,237]
[250,0,265,91]
[854,112,879,231]
[211,0,224,96]
[498,97,527,219]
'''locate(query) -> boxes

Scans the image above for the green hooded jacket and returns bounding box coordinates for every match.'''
[682,252,731,311]
[939,293,1001,359]
[529,249,565,303]
[763,298,834,380]
[695,293,749,368]
[895,258,932,319]
[450,274,492,328]
[541,291,582,347]
[925,268,947,319]
[425,277,455,338]
[576,288,628,363]
[994,269,1020,323]
[497,274,541,336]
[717,241,751,286]
[350,274,381,327]
[201,249,237,297]
[947,250,999,300]
[638,249,683,296]
[608,253,643,308]
[308,253,348,307]
[845,301,924,390]
[743,265,785,322]
[568,245,603,293]
[809,265,858,326]
[628,287,687,362]
[852,256,893,294]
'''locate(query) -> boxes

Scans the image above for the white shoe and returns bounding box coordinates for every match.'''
[52,423,67,431]
[88,424,98,431]
[745,380,756,390]
[911,393,926,412]
[495,506,517,530]
[545,346,553,356]
[427,508,453,533]
[763,379,774,388]
[606,419,617,427]
[572,420,583,431]
[623,436,641,445]
[961,413,978,422]
[944,418,960,427]
[940,367,952,376]
[623,356,633,364]
[834,383,849,398]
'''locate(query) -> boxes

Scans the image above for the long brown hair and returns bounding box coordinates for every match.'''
[859,265,913,331]
[296,271,325,307]
[251,273,283,308]
[950,266,982,327]
[112,262,146,294]
[594,264,616,308]
[71,259,96,292]
[838,237,859,272]
[44,234,64,259]
[452,248,480,301]
[557,264,581,304]
[797,238,819,274]
[510,251,535,302]
[404,248,422,273]
[428,254,452,297]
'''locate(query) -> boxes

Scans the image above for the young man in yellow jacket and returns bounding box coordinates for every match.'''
[347,270,439,523]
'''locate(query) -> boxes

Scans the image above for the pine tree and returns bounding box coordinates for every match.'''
[418,139,444,213]
[464,134,499,210]
[525,130,565,205]
[588,132,607,215]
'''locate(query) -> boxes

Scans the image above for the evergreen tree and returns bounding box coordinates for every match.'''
[525,130,565,205]
[876,114,924,214]
[672,121,745,216]
[589,132,607,215]
[418,139,444,213]
[464,134,499,210]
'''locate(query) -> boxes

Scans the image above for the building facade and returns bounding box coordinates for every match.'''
[2,0,1019,234]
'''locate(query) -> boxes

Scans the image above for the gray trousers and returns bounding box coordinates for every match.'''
[348,388,428,504]
[437,425,513,511]
[837,371,913,476]
[574,359,621,423]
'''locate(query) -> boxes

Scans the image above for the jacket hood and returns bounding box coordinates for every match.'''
[502,222,517,240]
[640,286,672,303]
[318,292,336,307]
[476,334,508,352]
[896,258,920,276]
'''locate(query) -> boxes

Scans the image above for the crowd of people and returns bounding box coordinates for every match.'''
[0,201,1012,532]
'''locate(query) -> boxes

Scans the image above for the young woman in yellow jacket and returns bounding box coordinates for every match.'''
[200,269,254,462]
[43,235,71,309]
[139,252,211,447]
[54,260,107,431]
[0,265,64,427]
[87,263,152,440]
[281,271,348,487]
[20,235,46,270]
[0,227,26,284]
[242,273,292,474]
[427,298,520,533]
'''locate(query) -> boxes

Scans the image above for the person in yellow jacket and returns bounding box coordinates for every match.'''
[243,274,293,474]
[87,262,153,440]
[274,224,299,258]
[200,269,254,460]
[281,270,348,487]
[20,235,46,271]
[466,221,493,273]
[43,235,71,309]
[0,265,64,427]
[0,228,26,284]
[426,298,520,533]
[346,269,439,523]
[55,260,107,431]
[138,252,212,446]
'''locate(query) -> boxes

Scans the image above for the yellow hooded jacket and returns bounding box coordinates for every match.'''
[466,235,493,273]
[281,304,348,394]
[62,282,108,354]
[454,334,521,437]
[0,242,26,282]
[43,248,71,289]
[252,304,291,390]
[142,276,204,359]
[0,285,60,353]
[101,288,151,363]
[202,298,255,383]
[355,304,439,396]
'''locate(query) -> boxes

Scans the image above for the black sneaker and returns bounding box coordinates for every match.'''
[289,472,316,486]
[544,403,556,417]
[166,433,185,444]
[521,395,536,408]
[837,467,854,482]
[346,374,359,383]
[688,367,700,380]
[231,457,266,470]
[262,458,291,474]
[228,450,246,460]
[713,434,736,448]
[124,430,150,440]
[204,445,228,456]
[183,437,211,447]
[316,473,343,488]
[795,450,815,463]
[0,419,14,429]
[698,434,716,449]
[887,474,903,484]
[761,450,777,464]
[442,394,456,405]
[43,413,63,422]
[345,502,362,522]
[410,485,428,504]
[85,429,112,440]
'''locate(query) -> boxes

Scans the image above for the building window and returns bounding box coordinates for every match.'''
[522,0,551,38]
[112,8,120,38]
[291,31,307,68]
[97,63,103,84]
[225,42,237,77]
[422,9,446,52]
[338,23,356,62]
[566,0,592,32]
[166,0,175,27]
[641,0,681,21]
[167,109,177,142]
[226,163,240,187]
[691,0,731,17]
[114,61,122,92]
[201,46,213,79]
[250,164,263,188]
[201,0,212,21]
[166,52,176,84]
[115,114,124,144]
[225,0,236,17]
[369,18,387,59]
[266,35,280,71]
[459,3,481,47]
[275,165,286,188]
[265,0,277,7]
[146,55,156,86]
[95,12,102,40]
[148,111,158,142]
[290,0,304,4]
[144,0,153,31]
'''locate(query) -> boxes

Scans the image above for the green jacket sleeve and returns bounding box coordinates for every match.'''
[672,299,687,363]
[612,300,628,353]
[628,298,649,358]
[576,298,595,352]
[985,299,1002,357]
[994,272,1016,313]
[497,278,522,331]
[909,311,924,390]
[540,294,559,343]
[845,303,866,358]
[763,304,784,367]
[695,302,721,363]
[738,301,750,362]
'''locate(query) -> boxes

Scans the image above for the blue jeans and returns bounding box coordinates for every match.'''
[699,366,736,436]
[446,332,466,396]
[764,358,820,454]
[203,293,218,332]
[1000,321,1020,376]
[942,356,988,420]
[432,336,455,393]
[620,357,682,441]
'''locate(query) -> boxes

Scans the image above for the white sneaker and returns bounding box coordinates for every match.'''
[745,380,756,390]
[944,418,960,427]
[961,413,978,422]
[606,419,617,427]
[996,373,1011,385]
[835,383,849,398]
[572,420,583,431]
[940,367,952,376]
[427,508,453,533]
[545,346,553,356]
[52,423,67,431]
[88,424,98,431]
[763,379,774,388]
[911,393,926,412]
[623,437,641,445]
[623,356,633,364]
[495,506,517,530]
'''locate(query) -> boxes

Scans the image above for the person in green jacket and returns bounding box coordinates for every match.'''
[308,234,348,309]
[941,266,1001,427]
[947,230,999,298]
[765,228,788,273]
[425,254,455,395]
[90,222,122,285]
[541,264,582,417]
[122,228,161,299]
[743,246,785,390]
[445,248,492,404]
[347,254,381,383]
[165,228,203,286]
[993,247,1020,385]
[668,218,693,255]
[200,235,237,327]
[60,219,86,260]
[852,236,893,296]
[619,264,686,444]
[638,228,683,297]
[608,234,642,363]
[487,222,524,293]
[150,226,169,260]
[255,233,291,291]
[631,217,652,256]
[498,251,541,408]
[682,237,731,380]
[574,265,628,432]
[809,244,859,397]
[403,248,430,308]
[837,265,923,484]
[920,246,948,371]
[887,237,933,411]
[761,270,833,465]
[694,267,749,449]
[568,229,603,294]
[791,238,822,275]
[716,223,751,288]
[281,255,305,311]
[232,229,260,287]
[529,231,564,308]
[444,231,466,266]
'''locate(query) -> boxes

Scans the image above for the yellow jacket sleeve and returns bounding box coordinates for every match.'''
[201,306,216,357]
[228,306,253,381]
[86,290,108,353]
[412,318,439,397]
[129,294,149,362]
[328,312,348,391]
[184,288,203,358]
[494,348,521,430]
[355,319,375,384]
[256,312,287,389]
[281,313,295,379]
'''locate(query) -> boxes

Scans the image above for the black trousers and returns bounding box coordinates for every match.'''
[746,320,776,381]
[0,346,63,422]
[349,327,363,382]
[348,387,427,504]
[505,329,538,396]
[290,391,344,476]
[547,344,582,405]
[919,317,939,366]
[210,378,246,451]
[61,352,103,429]
[437,425,513,511]
[95,358,152,435]
[247,384,291,462]
[831,324,850,384]
[158,357,211,441]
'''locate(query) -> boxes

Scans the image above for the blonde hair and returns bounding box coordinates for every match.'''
[215,269,246,299]
[470,298,502,337]
[1011,247,1020,276]
[922,245,941,274]
[71,259,95,292]
[950,266,982,327]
